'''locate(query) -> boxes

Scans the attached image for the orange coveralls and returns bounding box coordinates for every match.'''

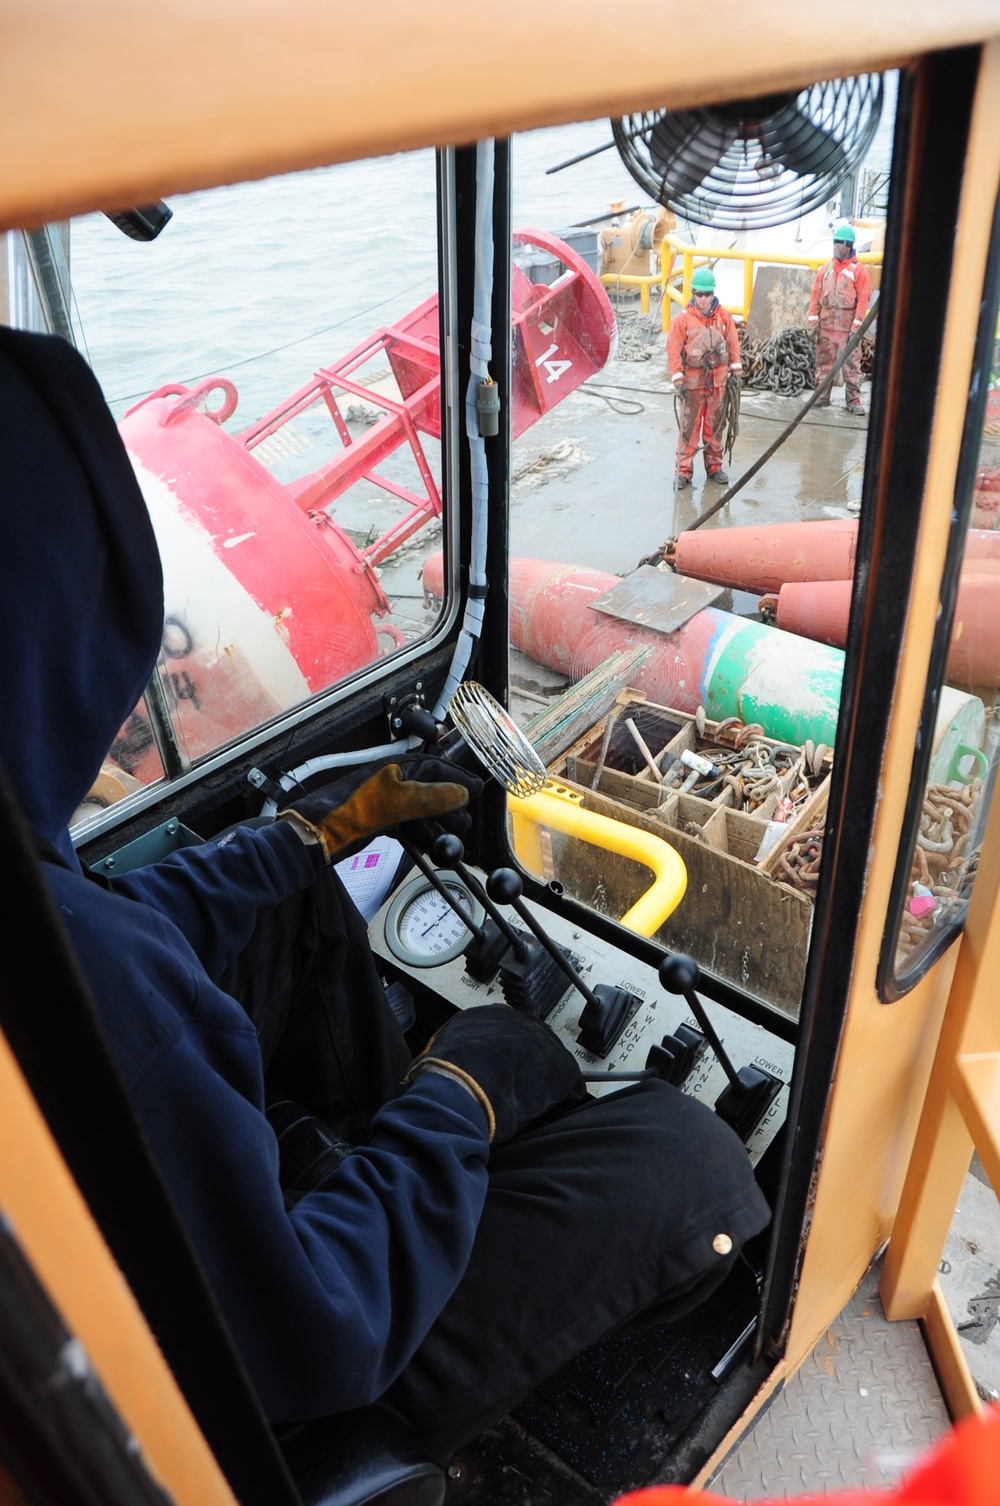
[666,299,742,480]
[808,252,872,408]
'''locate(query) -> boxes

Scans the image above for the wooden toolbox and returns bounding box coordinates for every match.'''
[533,695,830,1019]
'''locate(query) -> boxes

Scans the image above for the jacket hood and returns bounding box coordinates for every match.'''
[0,327,163,857]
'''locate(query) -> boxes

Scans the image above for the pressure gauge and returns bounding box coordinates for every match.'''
[383,870,485,967]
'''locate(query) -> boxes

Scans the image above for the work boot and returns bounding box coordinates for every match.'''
[676,475,692,490]
[707,469,729,486]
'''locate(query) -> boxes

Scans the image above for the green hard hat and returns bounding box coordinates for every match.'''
[691,267,716,292]
[833,223,856,244]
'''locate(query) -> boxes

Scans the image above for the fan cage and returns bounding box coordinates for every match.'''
[613,74,884,233]
[448,682,547,798]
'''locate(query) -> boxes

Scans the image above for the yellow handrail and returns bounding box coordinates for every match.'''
[599,233,884,330]
[664,236,884,328]
[508,781,687,937]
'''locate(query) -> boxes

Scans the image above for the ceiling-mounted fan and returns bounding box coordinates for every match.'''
[610,75,884,231]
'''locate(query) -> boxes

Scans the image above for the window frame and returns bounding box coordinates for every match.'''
[876,179,1000,1002]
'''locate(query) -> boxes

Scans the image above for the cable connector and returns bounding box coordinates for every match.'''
[476,377,500,437]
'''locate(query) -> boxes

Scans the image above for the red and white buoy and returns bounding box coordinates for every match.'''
[115,231,615,781]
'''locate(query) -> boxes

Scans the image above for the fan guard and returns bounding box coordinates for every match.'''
[448,682,547,799]
[612,75,883,232]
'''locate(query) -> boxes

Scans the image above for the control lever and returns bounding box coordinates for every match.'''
[426,833,526,982]
[486,869,641,1051]
[658,955,781,1142]
[395,832,495,957]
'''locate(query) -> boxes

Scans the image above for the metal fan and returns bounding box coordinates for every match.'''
[448,682,547,798]
[612,76,883,231]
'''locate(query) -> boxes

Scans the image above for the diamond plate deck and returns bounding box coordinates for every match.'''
[708,1260,950,1499]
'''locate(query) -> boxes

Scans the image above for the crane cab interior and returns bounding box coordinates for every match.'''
[3,8,1000,1505]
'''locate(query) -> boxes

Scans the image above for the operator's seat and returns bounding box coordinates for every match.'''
[279,1410,445,1506]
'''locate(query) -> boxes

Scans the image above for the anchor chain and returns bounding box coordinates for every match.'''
[738,325,877,398]
[739,327,815,396]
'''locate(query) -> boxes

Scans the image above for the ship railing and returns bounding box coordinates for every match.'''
[600,233,883,329]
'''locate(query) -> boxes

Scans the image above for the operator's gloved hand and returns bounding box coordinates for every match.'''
[277,756,483,864]
[404,1004,588,1145]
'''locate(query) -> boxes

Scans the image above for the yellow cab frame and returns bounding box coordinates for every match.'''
[2,3,1000,1502]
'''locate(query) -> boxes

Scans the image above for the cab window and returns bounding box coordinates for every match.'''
[880,185,1000,998]
[61,152,449,813]
[500,83,896,1021]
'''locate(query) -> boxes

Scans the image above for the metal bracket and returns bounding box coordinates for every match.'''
[383,684,439,742]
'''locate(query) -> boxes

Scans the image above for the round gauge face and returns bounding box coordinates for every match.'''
[384,872,485,967]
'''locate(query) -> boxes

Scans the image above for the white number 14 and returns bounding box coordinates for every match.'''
[535,343,573,384]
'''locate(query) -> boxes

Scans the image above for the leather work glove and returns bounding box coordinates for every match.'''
[278,756,483,864]
[404,1004,588,1145]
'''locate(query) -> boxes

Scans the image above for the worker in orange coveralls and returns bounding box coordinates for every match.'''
[667,266,742,490]
[807,222,872,416]
[613,1404,1000,1506]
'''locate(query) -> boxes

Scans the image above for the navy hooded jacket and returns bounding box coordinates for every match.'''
[0,326,490,1422]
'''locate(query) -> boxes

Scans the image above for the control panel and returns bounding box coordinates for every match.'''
[369,854,793,1166]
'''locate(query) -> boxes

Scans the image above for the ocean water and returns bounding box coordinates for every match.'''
[68,86,897,427]
[69,120,641,426]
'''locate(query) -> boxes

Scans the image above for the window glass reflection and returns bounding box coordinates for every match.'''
[889,303,1000,980]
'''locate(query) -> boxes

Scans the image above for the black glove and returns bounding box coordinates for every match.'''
[278,755,483,864]
[404,1004,587,1145]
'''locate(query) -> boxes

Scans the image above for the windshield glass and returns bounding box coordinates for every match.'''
[495,82,897,1021]
[60,153,447,813]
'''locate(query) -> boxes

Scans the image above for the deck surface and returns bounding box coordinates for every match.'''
[709,1260,949,1499]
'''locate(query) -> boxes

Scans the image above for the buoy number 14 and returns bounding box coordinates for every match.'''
[535,343,573,384]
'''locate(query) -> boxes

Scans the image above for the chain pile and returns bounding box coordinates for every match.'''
[613,316,658,362]
[897,782,981,961]
[739,326,877,396]
[739,326,816,396]
[776,830,825,891]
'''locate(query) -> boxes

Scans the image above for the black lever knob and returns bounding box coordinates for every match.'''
[430,831,465,868]
[657,953,782,1142]
[658,953,739,1089]
[485,867,524,906]
[421,837,524,979]
[659,953,700,994]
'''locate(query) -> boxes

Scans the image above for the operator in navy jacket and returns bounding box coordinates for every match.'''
[0,325,769,1457]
